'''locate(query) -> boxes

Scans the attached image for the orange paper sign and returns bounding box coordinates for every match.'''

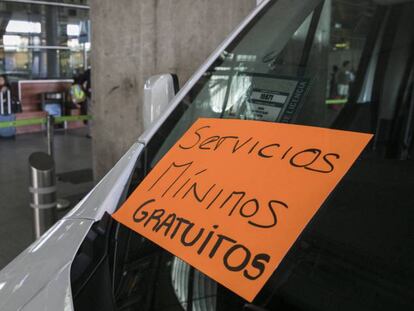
[112,118,372,302]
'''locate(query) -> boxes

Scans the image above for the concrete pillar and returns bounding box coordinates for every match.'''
[90,0,256,179]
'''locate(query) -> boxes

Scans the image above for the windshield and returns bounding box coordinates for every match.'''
[103,0,414,310]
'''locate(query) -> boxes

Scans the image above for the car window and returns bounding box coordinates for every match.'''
[112,0,414,310]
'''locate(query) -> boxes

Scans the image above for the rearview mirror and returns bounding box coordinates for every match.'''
[143,74,178,130]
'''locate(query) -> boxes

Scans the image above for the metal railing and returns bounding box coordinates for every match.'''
[0,114,92,128]
[1,0,90,10]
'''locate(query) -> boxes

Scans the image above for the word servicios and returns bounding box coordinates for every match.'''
[179,125,341,174]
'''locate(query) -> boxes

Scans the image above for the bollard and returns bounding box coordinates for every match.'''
[45,114,71,211]
[46,114,54,158]
[29,152,57,239]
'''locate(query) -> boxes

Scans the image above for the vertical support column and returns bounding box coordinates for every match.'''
[39,6,48,79]
[0,37,5,74]
[31,35,41,78]
[46,115,55,158]
[90,0,256,179]
[46,5,60,77]
[83,43,88,70]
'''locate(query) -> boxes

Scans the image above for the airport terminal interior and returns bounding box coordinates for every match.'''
[0,0,413,310]
[0,0,91,268]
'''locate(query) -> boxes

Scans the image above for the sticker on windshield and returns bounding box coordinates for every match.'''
[112,118,372,302]
[248,88,288,121]
[223,73,310,123]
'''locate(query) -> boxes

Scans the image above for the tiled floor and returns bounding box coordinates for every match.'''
[0,128,94,269]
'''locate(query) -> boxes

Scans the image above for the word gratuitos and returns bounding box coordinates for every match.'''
[179,125,341,174]
[133,198,270,280]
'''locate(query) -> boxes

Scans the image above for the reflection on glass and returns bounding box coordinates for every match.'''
[171,258,217,311]
[0,2,90,78]
[203,75,229,113]
[6,20,41,34]
[67,24,81,37]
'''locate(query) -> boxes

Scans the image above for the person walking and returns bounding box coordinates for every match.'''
[0,75,11,93]
[337,61,355,98]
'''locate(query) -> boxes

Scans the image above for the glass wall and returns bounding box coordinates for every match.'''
[0,0,90,80]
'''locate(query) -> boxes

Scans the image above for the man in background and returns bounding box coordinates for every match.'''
[337,60,355,98]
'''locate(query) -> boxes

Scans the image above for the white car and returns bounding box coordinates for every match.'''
[1,0,414,310]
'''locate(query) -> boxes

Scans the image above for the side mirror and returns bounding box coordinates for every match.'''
[143,74,178,131]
